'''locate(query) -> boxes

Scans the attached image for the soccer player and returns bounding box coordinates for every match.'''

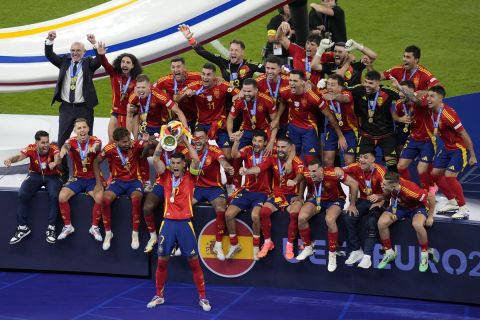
[5,130,62,244]
[93,128,149,251]
[377,171,435,272]
[146,138,212,312]
[279,69,346,165]
[382,45,440,91]
[296,158,358,272]
[57,118,103,241]
[155,56,201,132]
[339,151,387,269]
[240,136,305,260]
[225,130,272,260]
[350,70,400,172]
[320,74,358,166]
[96,41,142,142]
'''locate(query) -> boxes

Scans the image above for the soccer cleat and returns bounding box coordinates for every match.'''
[285,242,294,260]
[212,241,225,261]
[9,225,31,244]
[438,199,459,212]
[225,244,241,259]
[253,246,260,261]
[144,235,158,253]
[327,251,337,272]
[451,205,469,219]
[46,225,56,244]
[428,248,440,264]
[199,298,212,312]
[357,255,372,269]
[89,226,103,242]
[131,231,139,250]
[257,241,275,259]
[378,248,397,269]
[103,231,113,251]
[296,245,314,261]
[146,295,165,308]
[57,225,75,240]
[345,249,364,265]
[419,251,429,272]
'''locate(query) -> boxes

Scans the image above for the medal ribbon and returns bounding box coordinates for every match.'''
[368,91,380,117]
[431,107,443,134]
[195,86,206,96]
[266,77,281,99]
[244,99,257,126]
[228,61,244,82]
[252,150,264,167]
[120,76,132,96]
[116,145,128,167]
[304,53,311,79]
[199,148,209,171]
[77,140,89,162]
[401,67,418,81]
[329,100,342,120]
[70,61,82,80]
[363,167,375,192]
[313,182,323,207]
[140,93,152,117]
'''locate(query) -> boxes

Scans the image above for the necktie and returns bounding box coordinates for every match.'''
[69,62,78,103]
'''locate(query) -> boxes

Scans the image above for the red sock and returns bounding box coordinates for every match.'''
[131,196,142,232]
[188,258,206,299]
[327,232,338,252]
[145,214,156,233]
[418,172,430,190]
[102,197,113,231]
[299,227,312,246]
[252,235,260,247]
[398,167,411,181]
[420,241,429,252]
[155,259,168,297]
[59,201,71,225]
[229,234,238,245]
[259,207,273,239]
[382,238,392,250]
[445,176,466,206]
[91,202,102,226]
[288,211,299,243]
[215,211,225,242]
[432,175,455,199]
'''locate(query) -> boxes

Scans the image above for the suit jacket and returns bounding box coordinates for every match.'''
[45,43,101,109]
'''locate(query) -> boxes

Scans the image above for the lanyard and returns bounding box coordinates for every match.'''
[252,150,264,166]
[195,86,206,96]
[70,61,82,78]
[172,174,181,189]
[304,53,311,78]
[120,76,132,95]
[266,77,281,99]
[164,150,172,167]
[391,191,399,213]
[173,77,178,95]
[277,158,284,179]
[229,61,244,81]
[402,67,418,81]
[368,91,380,114]
[199,148,209,171]
[313,181,322,205]
[116,145,128,167]
[432,107,443,133]
[402,103,411,117]
[77,139,89,161]
[140,93,152,115]
[329,100,342,117]
[36,148,47,174]
[363,167,375,191]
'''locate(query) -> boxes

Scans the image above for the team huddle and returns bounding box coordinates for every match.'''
[3,21,477,311]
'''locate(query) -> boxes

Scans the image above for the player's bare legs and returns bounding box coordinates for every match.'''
[101,190,117,250]
[258,202,278,258]
[325,205,342,272]
[211,197,227,261]
[285,200,302,260]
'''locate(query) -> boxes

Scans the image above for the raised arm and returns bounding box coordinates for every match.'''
[44,31,62,68]
[152,141,166,175]
[275,21,292,50]
[170,103,189,129]
[345,39,378,62]
[179,24,226,67]
[97,41,115,75]
[86,34,101,71]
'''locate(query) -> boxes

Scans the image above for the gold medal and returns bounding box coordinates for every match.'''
[251,124,256,130]
[82,167,87,173]
[335,113,342,120]
[316,205,321,213]
[338,120,344,127]
[70,84,76,90]
[227,87,233,93]
[368,117,374,123]
[139,121,147,133]
[366,187,372,195]
[368,109,374,118]
[403,126,409,133]
[170,195,175,203]
[120,93,126,101]
[433,128,438,136]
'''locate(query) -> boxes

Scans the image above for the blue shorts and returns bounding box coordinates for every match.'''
[106,179,143,197]
[400,138,435,163]
[306,199,346,211]
[239,130,254,149]
[146,126,161,136]
[433,147,469,173]
[230,190,268,211]
[151,184,165,200]
[157,219,198,257]
[388,205,427,220]
[287,123,319,155]
[194,186,227,203]
[64,177,96,194]
[266,193,297,210]
[323,128,357,155]
[197,123,231,148]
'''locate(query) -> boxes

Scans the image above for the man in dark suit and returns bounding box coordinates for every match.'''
[45,31,101,181]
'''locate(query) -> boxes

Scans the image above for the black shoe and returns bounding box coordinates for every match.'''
[9,225,31,244]
[46,225,56,244]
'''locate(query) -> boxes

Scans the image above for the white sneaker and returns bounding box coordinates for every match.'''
[438,199,459,212]
[89,226,103,242]
[225,244,241,259]
[213,241,225,261]
[253,246,259,261]
[103,231,113,251]
[226,184,236,197]
[146,295,164,308]
[296,245,314,261]
[57,225,75,240]
[199,298,211,311]
[327,251,337,272]
[358,254,372,269]
[144,235,158,253]
[131,231,139,250]
[451,205,469,219]
[345,249,364,265]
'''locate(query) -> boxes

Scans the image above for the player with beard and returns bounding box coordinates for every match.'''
[155,56,202,132]
[96,41,142,142]
[57,118,103,241]
[296,158,358,272]
[6,131,62,244]
[241,137,305,260]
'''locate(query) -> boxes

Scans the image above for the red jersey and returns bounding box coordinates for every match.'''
[162,170,196,220]
[319,90,357,132]
[279,88,325,129]
[21,144,61,176]
[342,163,386,199]
[239,146,272,193]
[394,100,433,142]
[288,43,331,85]
[388,178,428,210]
[65,136,101,179]
[128,86,174,128]
[256,73,290,127]
[258,155,304,196]
[101,55,136,115]
[383,65,439,91]
[155,72,202,122]
[194,145,225,188]
[305,166,346,201]
[100,140,145,181]
[430,104,466,150]
[154,145,190,186]
[230,92,276,131]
